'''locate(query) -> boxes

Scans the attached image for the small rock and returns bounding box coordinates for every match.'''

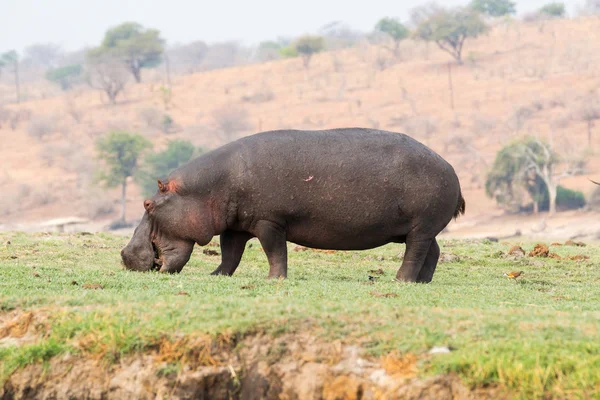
[507,245,525,256]
[428,346,453,354]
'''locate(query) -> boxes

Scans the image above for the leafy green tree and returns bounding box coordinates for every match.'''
[91,22,165,83]
[375,17,410,57]
[137,140,200,197]
[1,51,20,103]
[96,131,152,223]
[294,35,325,69]
[415,7,488,64]
[470,0,516,17]
[539,2,566,17]
[45,64,82,90]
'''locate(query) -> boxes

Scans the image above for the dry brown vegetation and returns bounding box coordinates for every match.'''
[2,17,600,232]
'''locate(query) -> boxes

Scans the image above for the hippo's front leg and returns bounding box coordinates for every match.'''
[211,230,253,276]
[254,220,288,278]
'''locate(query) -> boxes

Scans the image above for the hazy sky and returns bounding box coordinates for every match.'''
[1,0,586,54]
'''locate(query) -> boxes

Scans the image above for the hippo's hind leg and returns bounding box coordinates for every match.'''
[211,230,253,276]
[416,238,440,283]
[253,220,288,279]
[396,235,434,283]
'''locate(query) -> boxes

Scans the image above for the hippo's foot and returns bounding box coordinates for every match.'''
[210,265,235,276]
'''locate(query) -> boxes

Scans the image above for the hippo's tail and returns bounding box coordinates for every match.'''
[454,189,466,219]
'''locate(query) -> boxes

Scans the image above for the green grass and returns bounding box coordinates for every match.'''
[1,232,600,398]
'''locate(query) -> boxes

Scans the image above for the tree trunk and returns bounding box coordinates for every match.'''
[14,60,20,104]
[447,63,455,110]
[131,60,142,83]
[165,53,172,88]
[548,182,557,216]
[120,180,127,223]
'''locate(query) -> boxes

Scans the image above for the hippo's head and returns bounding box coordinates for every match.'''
[121,178,215,273]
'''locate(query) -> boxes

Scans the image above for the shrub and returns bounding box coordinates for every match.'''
[27,116,57,140]
[534,185,586,211]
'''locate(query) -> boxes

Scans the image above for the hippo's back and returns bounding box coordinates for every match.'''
[225,128,461,250]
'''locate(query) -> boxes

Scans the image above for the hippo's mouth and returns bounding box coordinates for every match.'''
[152,242,163,270]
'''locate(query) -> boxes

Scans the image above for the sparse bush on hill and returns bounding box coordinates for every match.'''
[374,17,410,58]
[166,40,208,74]
[161,114,174,134]
[27,115,57,140]
[524,2,567,21]
[85,53,128,105]
[293,35,325,69]
[139,107,161,129]
[212,104,252,143]
[255,41,283,62]
[318,21,363,50]
[471,113,498,138]
[45,64,82,90]
[539,2,567,17]
[137,139,200,197]
[572,96,600,148]
[23,43,63,69]
[470,0,516,17]
[202,42,244,70]
[414,7,488,64]
[241,83,274,103]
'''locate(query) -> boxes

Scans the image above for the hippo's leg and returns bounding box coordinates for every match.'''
[254,220,288,278]
[210,230,253,276]
[395,236,434,283]
[416,238,440,283]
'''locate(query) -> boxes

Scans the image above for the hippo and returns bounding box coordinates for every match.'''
[121,128,465,283]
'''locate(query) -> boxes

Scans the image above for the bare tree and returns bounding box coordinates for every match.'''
[522,137,584,215]
[86,55,128,105]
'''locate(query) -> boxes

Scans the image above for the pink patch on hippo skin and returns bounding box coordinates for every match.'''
[158,179,181,194]
[167,180,180,193]
[304,176,314,182]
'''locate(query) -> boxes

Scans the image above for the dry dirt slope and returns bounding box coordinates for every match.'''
[1,17,600,236]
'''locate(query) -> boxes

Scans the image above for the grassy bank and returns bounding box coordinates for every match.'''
[1,232,599,398]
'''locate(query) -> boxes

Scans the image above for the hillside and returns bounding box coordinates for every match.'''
[1,17,600,238]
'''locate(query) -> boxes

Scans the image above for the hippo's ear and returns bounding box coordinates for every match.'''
[157,180,167,193]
